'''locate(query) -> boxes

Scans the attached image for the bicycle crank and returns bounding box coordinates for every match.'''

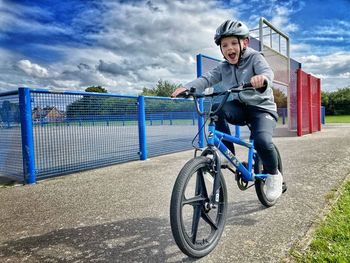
[235,162,254,191]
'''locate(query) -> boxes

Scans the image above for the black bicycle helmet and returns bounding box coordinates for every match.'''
[214,20,249,45]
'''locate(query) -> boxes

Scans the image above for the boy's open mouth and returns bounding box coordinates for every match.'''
[228,52,236,60]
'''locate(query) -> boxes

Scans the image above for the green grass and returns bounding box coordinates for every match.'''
[292,180,350,262]
[325,115,350,123]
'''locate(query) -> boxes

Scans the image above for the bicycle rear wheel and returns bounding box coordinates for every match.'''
[254,144,284,207]
[170,156,227,258]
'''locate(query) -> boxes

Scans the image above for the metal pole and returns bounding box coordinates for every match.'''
[270,28,273,48]
[259,18,264,52]
[196,54,205,148]
[19,87,36,184]
[137,96,147,160]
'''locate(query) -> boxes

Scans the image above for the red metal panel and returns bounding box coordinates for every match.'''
[296,69,321,136]
[317,78,321,131]
[308,74,313,133]
[302,72,310,135]
[297,69,302,136]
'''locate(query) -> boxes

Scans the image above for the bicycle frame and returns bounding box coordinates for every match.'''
[207,120,268,182]
[183,82,270,182]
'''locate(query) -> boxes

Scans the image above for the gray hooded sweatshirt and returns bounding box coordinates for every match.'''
[184,47,277,113]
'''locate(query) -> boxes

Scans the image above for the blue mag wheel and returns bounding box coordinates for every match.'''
[170,156,227,258]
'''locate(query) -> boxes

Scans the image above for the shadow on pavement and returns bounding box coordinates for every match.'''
[0,200,266,263]
[0,217,183,263]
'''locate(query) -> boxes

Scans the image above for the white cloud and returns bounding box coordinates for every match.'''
[17,60,49,78]
[298,52,350,90]
[299,55,321,63]
[0,0,349,94]
[28,0,231,93]
[246,0,301,34]
[310,20,350,37]
[321,77,349,92]
[270,6,298,33]
[0,2,70,35]
[52,79,81,89]
[340,72,350,78]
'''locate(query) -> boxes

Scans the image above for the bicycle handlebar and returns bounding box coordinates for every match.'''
[178,81,267,117]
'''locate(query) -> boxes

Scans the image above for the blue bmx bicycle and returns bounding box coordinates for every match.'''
[170,82,287,258]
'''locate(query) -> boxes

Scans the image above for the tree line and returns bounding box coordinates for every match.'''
[322,87,350,115]
[64,80,288,118]
[66,81,193,119]
[140,81,350,116]
[3,82,347,126]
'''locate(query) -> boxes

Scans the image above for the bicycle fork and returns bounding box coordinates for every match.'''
[200,146,222,207]
[202,123,226,206]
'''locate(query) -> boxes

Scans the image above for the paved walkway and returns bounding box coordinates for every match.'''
[0,124,350,262]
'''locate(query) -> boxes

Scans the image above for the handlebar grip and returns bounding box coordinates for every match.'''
[242,82,253,88]
[176,87,196,98]
[177,90,190,98]
[262,79,268,88]
[243,79,268,89]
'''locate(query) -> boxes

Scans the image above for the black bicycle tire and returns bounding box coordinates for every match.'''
[254,144,283,207]
[170,156,227,258]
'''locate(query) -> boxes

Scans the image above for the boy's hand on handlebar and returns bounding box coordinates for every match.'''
[171,87,188,98]
[250,75,268,89]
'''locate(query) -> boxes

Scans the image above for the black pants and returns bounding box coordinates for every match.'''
[214,100,278,174]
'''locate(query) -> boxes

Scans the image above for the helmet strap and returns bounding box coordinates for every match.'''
[237,38,248,66]
[238,40,242,66]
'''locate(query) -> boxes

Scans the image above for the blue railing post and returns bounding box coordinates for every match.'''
[196,54,205,148]
[18,87,36,184]
[283,108,287,125]
[321,106,325,124]
[137,96,147,160]
[198,98,205,148]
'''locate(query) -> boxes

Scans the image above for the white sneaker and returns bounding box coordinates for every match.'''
[265,170,283,201]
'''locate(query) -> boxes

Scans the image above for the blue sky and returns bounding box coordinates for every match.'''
[0,0,349,93]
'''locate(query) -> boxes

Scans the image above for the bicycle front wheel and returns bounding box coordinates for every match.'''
[170,156,227,258]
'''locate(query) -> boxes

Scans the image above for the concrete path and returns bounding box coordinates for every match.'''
[0,124,350,262]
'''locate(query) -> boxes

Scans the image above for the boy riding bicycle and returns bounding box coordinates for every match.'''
[172,19,283,201]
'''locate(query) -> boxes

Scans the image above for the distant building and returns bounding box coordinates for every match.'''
[32,106,65,123]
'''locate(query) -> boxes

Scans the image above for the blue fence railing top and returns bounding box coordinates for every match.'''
[0,87,198,103]
[145,96,189,102]
[28,88,139,99]
[27,87,194,102]
[198,53,222,62]
[0,90,19,97]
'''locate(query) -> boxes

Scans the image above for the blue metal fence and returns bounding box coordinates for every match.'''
[0,86,320,184]
[30,90,141,180]
[0,88,200,184]
[144,96,198,157]
[0,90,23,181]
